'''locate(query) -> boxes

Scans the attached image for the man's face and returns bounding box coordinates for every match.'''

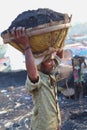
[40,52,57,74]
[43,58,56,72]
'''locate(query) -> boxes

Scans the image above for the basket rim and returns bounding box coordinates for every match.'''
[1,21,71,43]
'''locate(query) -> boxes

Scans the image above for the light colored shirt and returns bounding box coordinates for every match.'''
[26,71,61,130]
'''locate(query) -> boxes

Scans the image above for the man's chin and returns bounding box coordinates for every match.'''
[43,69,54,75]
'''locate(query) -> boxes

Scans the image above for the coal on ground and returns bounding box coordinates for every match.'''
[0,70,27,88]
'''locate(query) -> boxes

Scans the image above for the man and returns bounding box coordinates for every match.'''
[11,27,61,130]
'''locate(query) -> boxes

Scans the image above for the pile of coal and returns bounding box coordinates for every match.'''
[1,8,69,34]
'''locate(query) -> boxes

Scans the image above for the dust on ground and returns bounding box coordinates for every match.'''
[0,70,87,130]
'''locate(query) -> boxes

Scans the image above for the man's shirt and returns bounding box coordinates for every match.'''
[26,71,61,130]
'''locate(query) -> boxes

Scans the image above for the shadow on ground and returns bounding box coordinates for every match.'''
[0,70,27,88]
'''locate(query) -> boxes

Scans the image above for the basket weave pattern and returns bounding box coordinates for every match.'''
[1,25,70,57]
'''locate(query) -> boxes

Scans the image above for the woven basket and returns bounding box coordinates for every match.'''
[1,21,71,58]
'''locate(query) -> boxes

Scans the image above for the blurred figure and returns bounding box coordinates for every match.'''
[72,55,86,101]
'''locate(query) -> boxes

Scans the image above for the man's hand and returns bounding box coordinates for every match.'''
[11,27,29,48]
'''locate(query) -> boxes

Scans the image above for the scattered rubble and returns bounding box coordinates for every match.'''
[0,71,87,130]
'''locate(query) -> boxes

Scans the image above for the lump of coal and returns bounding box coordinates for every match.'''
[2,8,69,34]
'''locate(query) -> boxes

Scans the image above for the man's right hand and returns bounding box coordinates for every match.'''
[11,27,30,49]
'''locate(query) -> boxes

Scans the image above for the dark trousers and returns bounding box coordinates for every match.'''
[74,82,83,101]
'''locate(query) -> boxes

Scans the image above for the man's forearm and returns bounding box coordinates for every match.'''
[24,47,39,82]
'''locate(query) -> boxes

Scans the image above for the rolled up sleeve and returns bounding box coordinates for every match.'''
[25,75,41,93]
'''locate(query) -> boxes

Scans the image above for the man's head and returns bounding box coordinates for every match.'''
[40,52,59,74]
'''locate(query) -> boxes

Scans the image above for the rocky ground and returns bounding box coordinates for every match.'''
[0,70,87,130]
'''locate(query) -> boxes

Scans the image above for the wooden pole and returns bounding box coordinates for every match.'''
[1,23,71,43]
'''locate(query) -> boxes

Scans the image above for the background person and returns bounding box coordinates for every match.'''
[72,55,86,101]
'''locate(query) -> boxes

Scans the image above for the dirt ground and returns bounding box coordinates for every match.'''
[0,70,87,130]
